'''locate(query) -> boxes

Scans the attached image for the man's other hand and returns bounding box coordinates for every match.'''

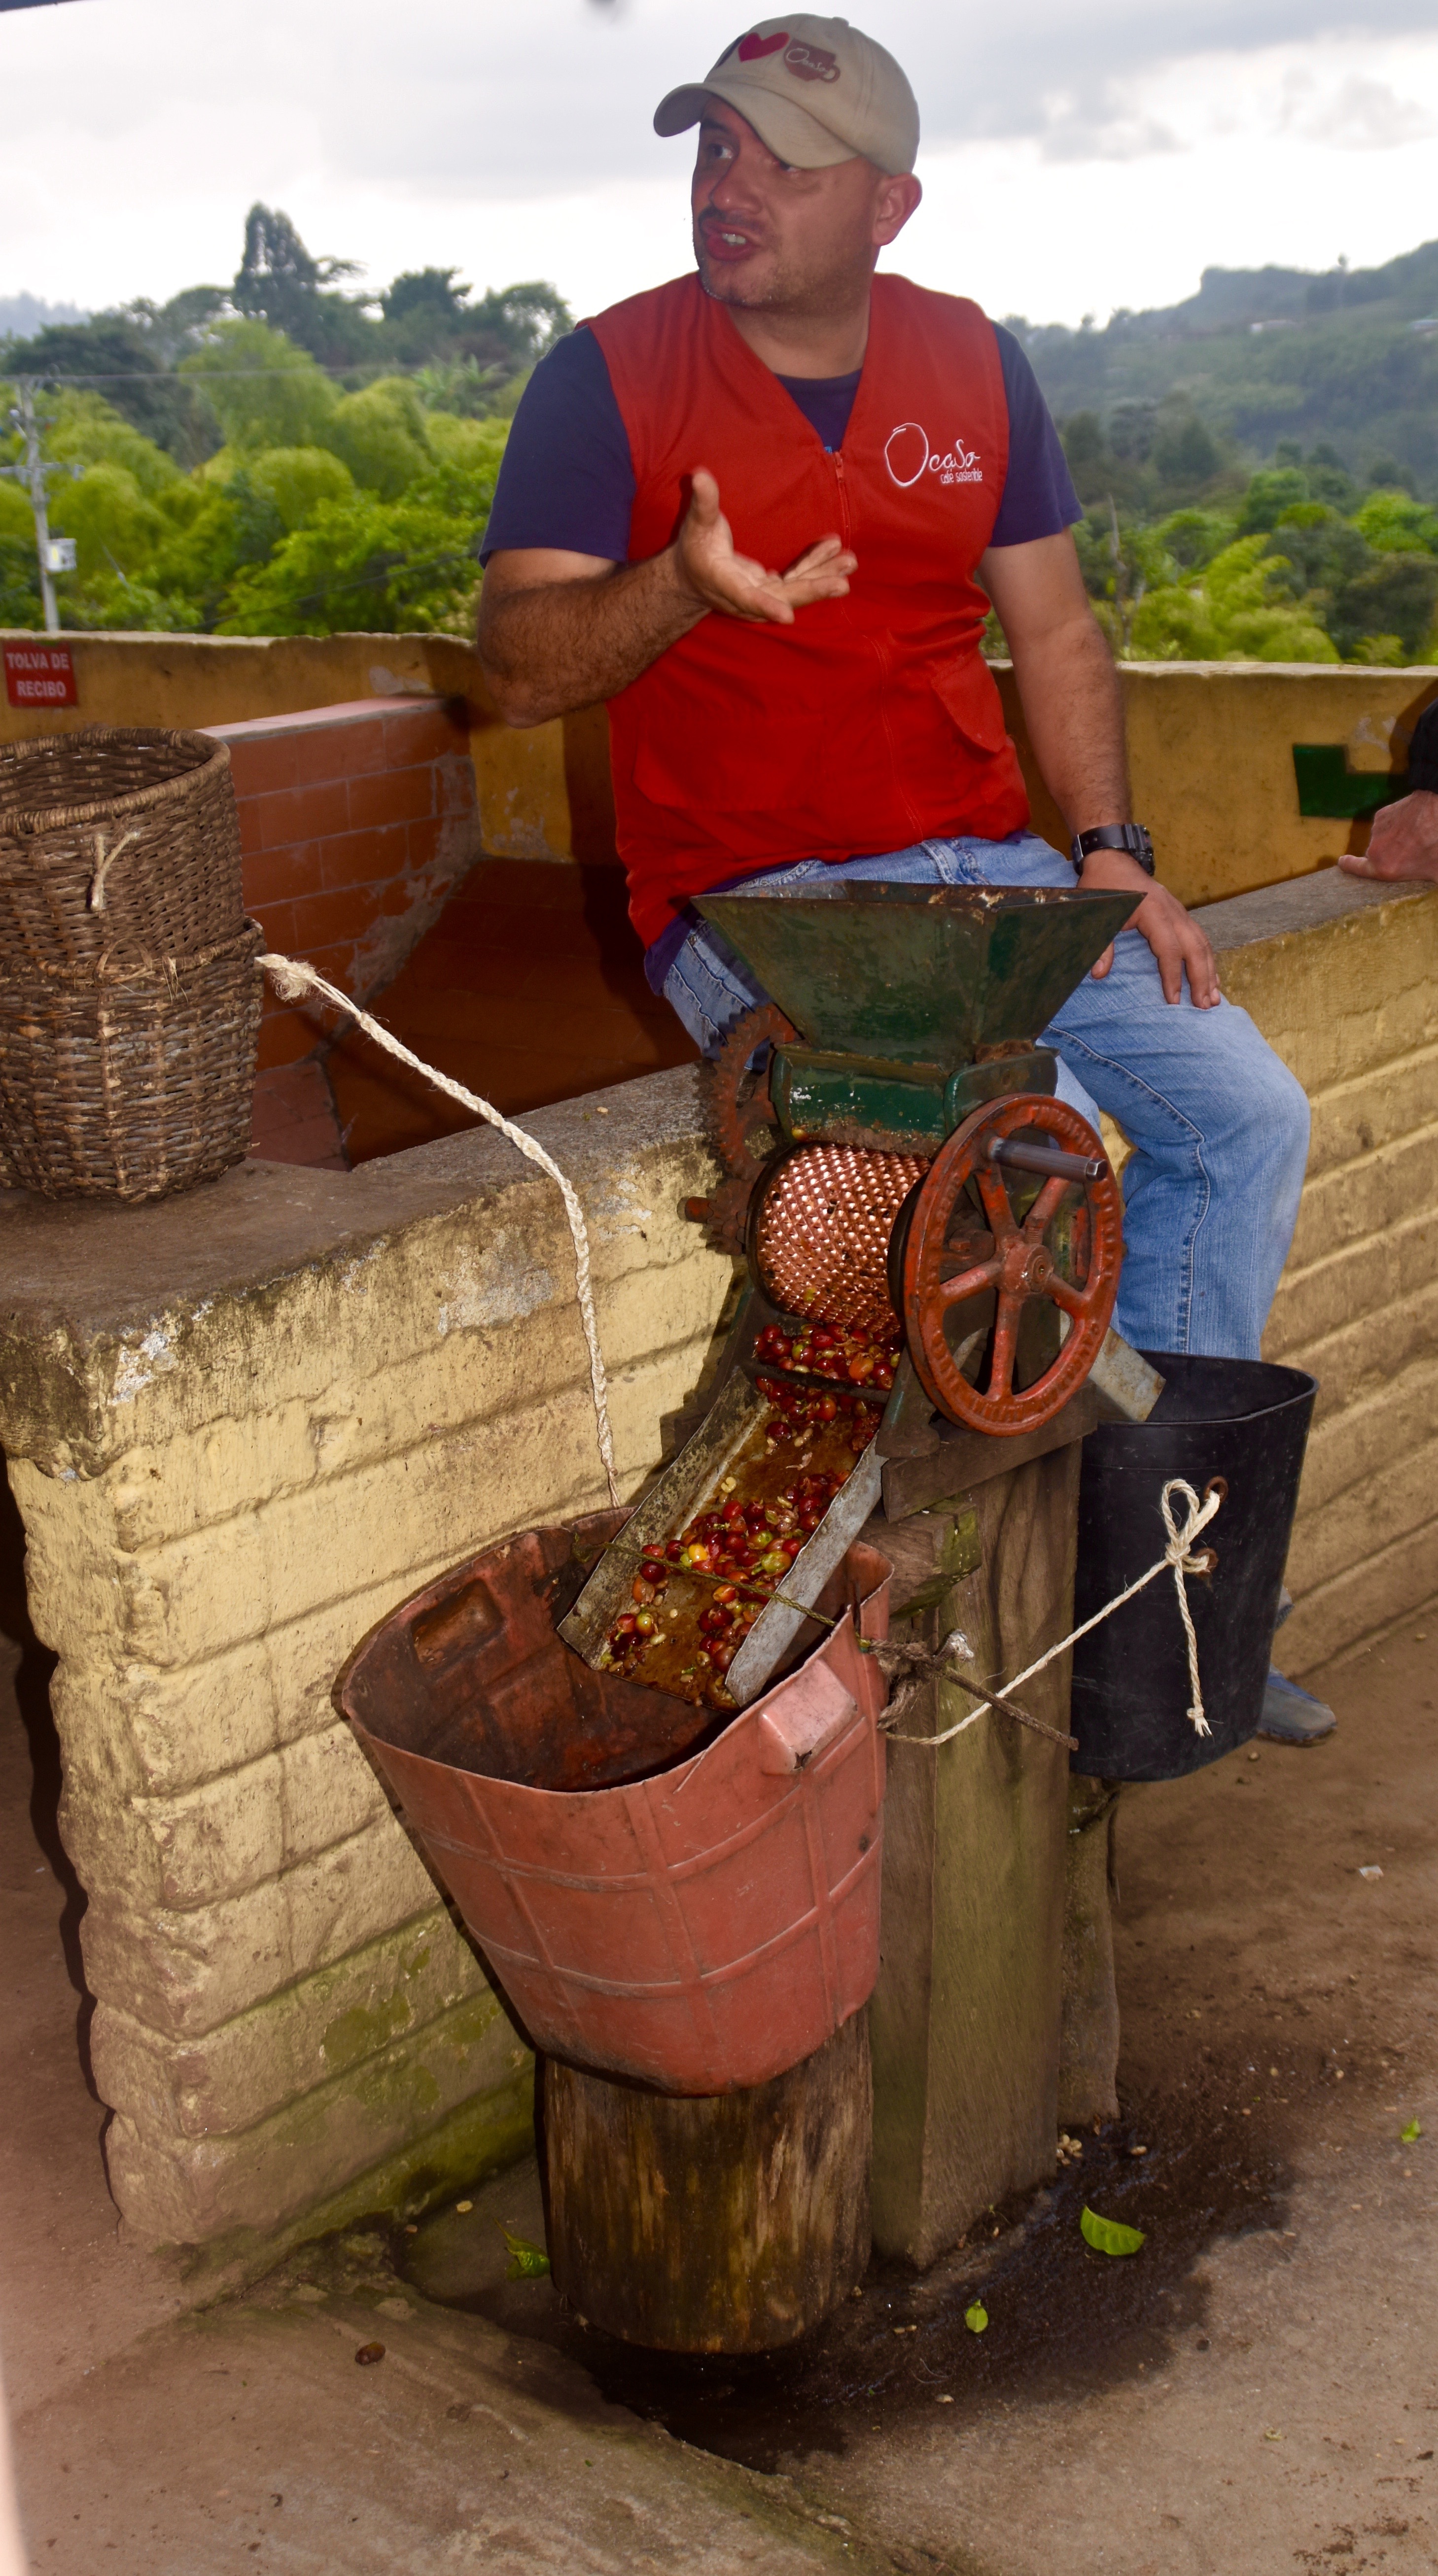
[1339,789,1438,885]
[674,467,856,625]
[1078,848,1222,1008]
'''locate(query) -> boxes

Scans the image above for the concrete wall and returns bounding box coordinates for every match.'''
[4,626,1435,906]
[0,1078,730,2270]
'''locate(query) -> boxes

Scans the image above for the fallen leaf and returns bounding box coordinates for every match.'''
[1081,2206,1146,2258]
[1401,2120,1422,2144]
[503,2228,551,2280]
[964,2302,988,2334]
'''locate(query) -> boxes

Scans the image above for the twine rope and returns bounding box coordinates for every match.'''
[883,1477,1223,1751]
[88,826,141,914]
[257,952,620,1507]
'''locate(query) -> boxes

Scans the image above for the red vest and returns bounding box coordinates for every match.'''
[589,274,1031,947]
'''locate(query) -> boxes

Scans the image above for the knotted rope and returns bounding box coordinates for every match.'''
[257,952,620,1507]
[882,1477,1224,1752]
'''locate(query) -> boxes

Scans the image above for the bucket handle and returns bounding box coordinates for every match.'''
[757,1659,858,1776]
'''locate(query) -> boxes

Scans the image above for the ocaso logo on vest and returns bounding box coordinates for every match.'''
[884,422,984,490]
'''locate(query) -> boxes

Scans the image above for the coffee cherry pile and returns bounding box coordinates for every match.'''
[753,1315,901,1392]
[599,1383,883,1704]
[754,1376,881,1457]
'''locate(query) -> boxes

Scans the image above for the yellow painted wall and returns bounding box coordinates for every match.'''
[5,628,1435,906]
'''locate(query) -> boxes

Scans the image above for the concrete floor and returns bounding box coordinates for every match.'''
[2,1561,1435,2575]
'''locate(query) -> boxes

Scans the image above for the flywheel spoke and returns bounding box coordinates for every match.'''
[976,1164,1017,1242]
[987,1292,1022,1399]
[1022,1174,1070,1238]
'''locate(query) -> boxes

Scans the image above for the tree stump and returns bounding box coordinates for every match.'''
[542,2009,871,2352]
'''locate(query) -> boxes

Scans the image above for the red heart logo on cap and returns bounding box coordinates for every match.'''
[738,30,789,58]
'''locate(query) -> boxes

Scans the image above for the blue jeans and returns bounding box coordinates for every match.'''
[658,833,1310,1360]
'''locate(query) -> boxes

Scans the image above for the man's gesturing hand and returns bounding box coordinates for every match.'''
[673,466,856,625]
[1078,849,1222,1008]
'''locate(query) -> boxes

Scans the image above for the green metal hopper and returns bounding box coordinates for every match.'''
[697,881,1140,1151]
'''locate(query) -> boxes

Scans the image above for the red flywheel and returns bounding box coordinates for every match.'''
[901,1094,1123,1436]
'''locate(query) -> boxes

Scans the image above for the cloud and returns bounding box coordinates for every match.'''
[1284,72,1436,148]
[10,0,1438,208]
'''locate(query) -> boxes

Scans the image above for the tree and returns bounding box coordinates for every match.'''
[217,465,493,638]
[0,316,216,462]
[1131,536,1338,662]
[179,319,337,453]
[232,205,373,366]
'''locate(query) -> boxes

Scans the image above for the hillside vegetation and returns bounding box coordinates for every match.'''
[3,212,1436,659]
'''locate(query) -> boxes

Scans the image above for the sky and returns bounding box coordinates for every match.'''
[4,0,1438,333]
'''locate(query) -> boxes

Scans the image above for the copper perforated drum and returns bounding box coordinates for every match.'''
[752,1144,929,1336]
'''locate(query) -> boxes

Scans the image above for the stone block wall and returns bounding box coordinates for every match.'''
[0,1076,729,2265]
[206,697,481,1168]
[1203,871,1438,1674]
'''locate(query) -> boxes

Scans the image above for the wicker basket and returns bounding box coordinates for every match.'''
[0,727,245,969]
[0,921,265,1202]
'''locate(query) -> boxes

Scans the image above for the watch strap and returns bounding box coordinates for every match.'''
[1070,823,1156,876]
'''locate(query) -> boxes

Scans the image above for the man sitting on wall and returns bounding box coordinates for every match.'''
[476,17,1328,1744]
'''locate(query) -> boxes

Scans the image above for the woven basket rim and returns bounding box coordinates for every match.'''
[0,726,231,840]
[0,918,264,991]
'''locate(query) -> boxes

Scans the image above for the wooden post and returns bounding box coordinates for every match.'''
[867,1443,1085,2267]
[542,2009,871,2353]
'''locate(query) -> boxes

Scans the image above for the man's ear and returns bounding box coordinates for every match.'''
[874,172,922,248]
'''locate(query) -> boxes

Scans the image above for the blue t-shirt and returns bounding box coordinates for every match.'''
[482,315,1080,563]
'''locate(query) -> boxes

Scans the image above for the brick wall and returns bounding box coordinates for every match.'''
[206,697,481,1169]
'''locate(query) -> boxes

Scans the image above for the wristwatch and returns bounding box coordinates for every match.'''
[1070,823,1156,876]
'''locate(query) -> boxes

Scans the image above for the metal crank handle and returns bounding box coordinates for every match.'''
[984,1137,1108,1184]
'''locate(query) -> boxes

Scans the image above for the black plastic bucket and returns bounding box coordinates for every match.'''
[1069,1354,1317,1782]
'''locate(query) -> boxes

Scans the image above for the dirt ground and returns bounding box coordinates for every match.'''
[2,1572,1434,2576]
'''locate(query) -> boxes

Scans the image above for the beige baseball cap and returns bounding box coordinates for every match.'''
[655,16,919,175]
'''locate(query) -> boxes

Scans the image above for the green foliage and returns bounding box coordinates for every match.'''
[325,381,431,499]
[1352,489,1438,555]
[180,320,338,453]
[47,462,167,584]
[246,446,356,531]
[0,206,577,639]
[1235,469,1312,534]
[0,532,41,628]
[1131,535,1339,663]
[216,459,493,637]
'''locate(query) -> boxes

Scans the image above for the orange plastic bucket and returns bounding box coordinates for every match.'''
[335,1514,892,2095]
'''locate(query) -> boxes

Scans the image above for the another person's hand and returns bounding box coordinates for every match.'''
[672,466,856,626]
[1338,789,1438,885]
[1077,848,1222,1007]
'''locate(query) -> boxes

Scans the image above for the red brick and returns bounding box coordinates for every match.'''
[351,762,437,831]
[250,1060,347,1168]
[381,702,467,764]
[242,845,317,909]
[256,1002,324,1071]
[316,823,410,895]
[289,885,386,951]
[247,895,298,956]
[223,734,305,798]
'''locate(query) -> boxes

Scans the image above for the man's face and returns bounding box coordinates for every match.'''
[691,98,917,317]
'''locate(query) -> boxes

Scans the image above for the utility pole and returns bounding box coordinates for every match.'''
[2,379,74,635]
